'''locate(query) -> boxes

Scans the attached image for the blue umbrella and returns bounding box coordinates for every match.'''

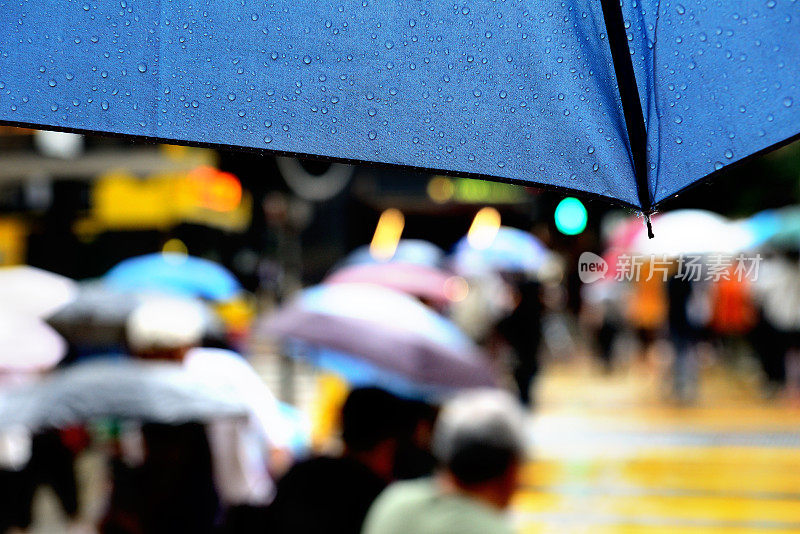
[104,253,241,301]
[451,226,550,276]
[0,1,797,219]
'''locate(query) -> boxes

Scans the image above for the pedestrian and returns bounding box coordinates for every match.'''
[268,387,402,534]
[362,389,526,534]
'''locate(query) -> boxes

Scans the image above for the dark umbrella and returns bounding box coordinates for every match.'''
[47,282,224,352]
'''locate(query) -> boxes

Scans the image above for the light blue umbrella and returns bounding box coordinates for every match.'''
[742,206,800,248]
[0,0,796,220]
[104,253,241,301]
[451,226,550,276]
[340,240,445,269]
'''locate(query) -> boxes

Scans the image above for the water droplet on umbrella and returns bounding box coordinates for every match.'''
[587,146,595,154]
[48,79,56,87]
[675,137,683,144]
[50,104,58,111]
[674,115,683,124]
[385,40,394,49]
[101,100,109,110]
[238,110,246,117]
[282,124,289,131]
[303,56,311,64]
[138,64,147,73]
[368,130,377,140]
[714,161,724,170]
[368,107,377,116]
[473,89,482,97]
[65,73,74,81]
[676,4,686,14]
[264,135,272,143]
[461,6,470,15]
[191,100,199,108]
[784,97,794,107]
[271,52,278,60]
[251,13,258,21]
[228,93,236,101]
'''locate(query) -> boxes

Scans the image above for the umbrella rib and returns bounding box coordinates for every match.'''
[600,0,654,237]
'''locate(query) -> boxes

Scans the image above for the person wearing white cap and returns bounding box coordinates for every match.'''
[110,297,292,534]
[362,389,527,534]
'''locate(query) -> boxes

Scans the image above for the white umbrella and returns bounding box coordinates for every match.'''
[0,266,77,318]
[0,359,249,430]
[631,210,753,256]
[0,309,66,371]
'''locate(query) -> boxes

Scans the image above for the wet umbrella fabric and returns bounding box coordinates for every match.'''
[0,359,248,430]
[1,1,796,211]
[261,283,497,389]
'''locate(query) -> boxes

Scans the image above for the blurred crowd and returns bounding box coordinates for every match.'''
[3,206,800,533]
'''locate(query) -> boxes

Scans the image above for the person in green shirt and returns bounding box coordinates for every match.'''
[362,389,526,534]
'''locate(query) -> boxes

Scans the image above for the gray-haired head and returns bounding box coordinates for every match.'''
[432,389,527,484]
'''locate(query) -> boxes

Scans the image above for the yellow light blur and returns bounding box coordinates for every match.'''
[467,207,501,250]
[162,239,188,261]
[370,208,405,262]
[427,176,455,203]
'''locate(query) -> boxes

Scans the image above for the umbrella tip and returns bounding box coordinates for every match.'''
[644,212,654,239]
